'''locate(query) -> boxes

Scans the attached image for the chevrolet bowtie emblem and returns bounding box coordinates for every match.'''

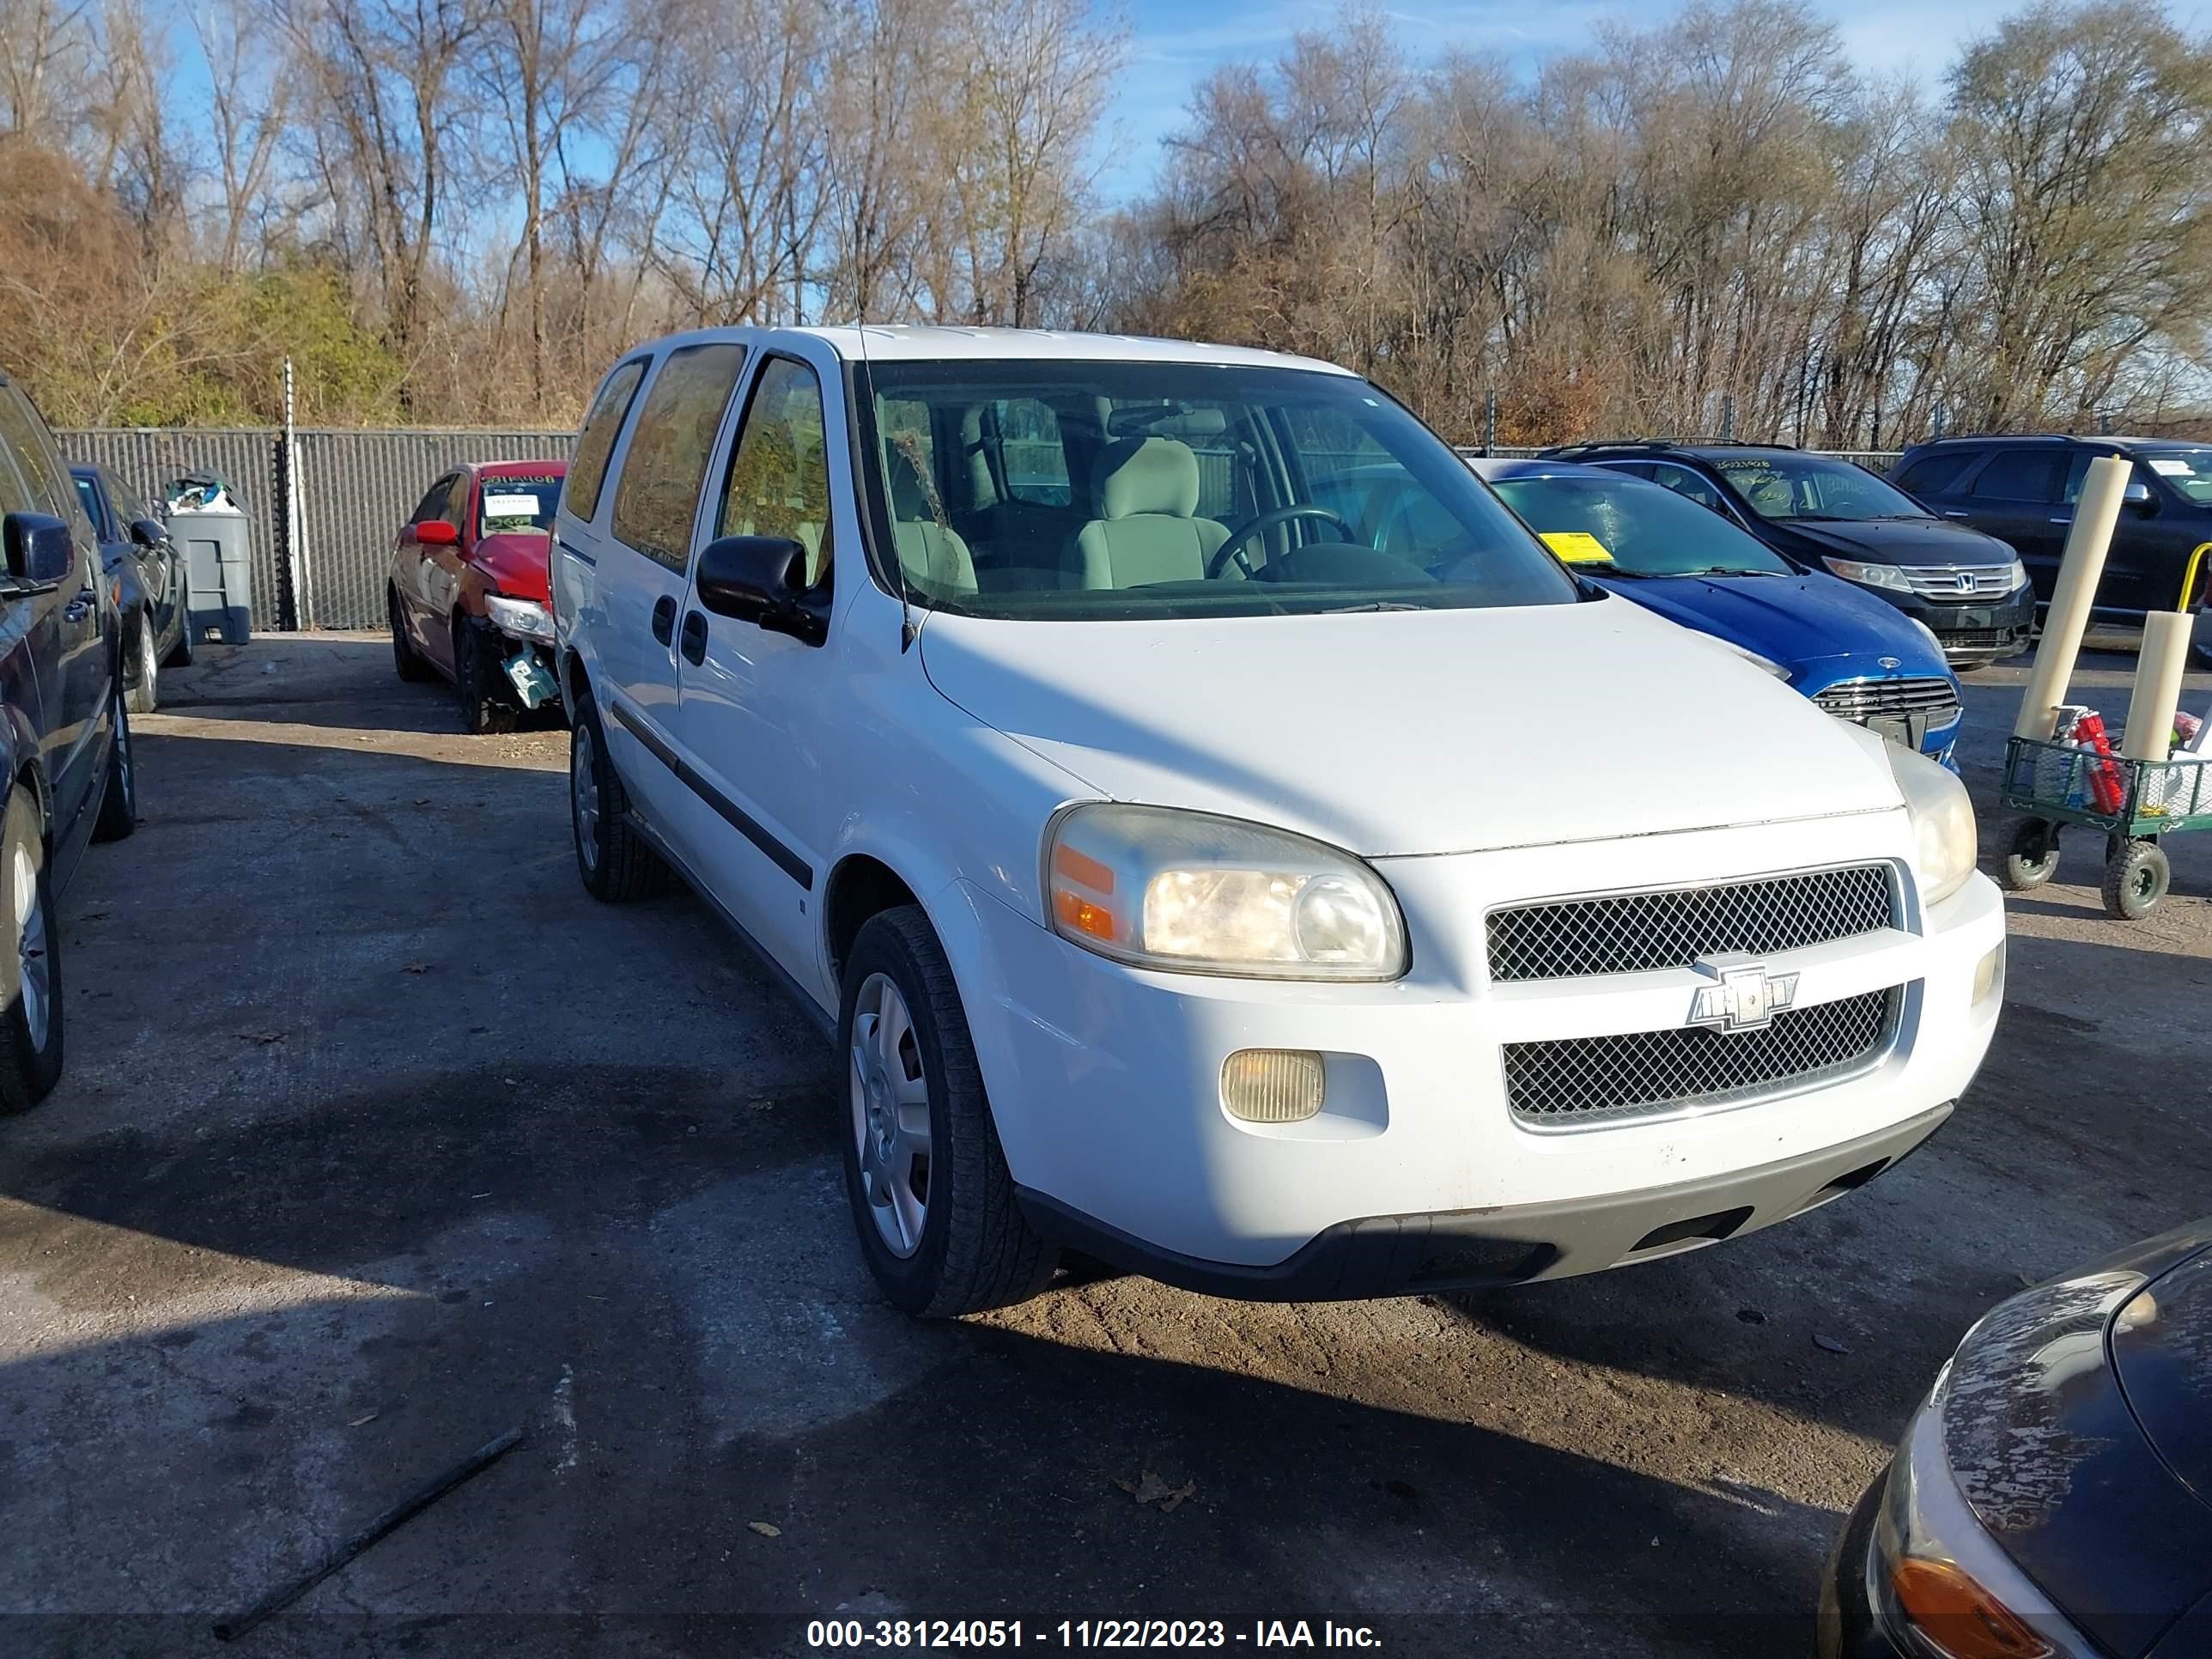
[1688,954,1798,1033]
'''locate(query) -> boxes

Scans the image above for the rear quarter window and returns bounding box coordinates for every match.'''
[610,343,750,571]
[1894,453,1978,497]
[566,358,648,525]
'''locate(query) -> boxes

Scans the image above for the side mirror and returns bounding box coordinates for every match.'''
[3,513,76,586]
[415,520,460,546]
[2124,479,2157,514]
[696,535,825,643]
[128,517,167,549]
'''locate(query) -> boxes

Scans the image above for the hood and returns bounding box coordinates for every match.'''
[469,531,552,601]
[917,595,1902,857]
[1591,571,1949,679]
[1941,1224,2212,1658]
[1775,515,2017,567]
[2112,1238,2212,1505]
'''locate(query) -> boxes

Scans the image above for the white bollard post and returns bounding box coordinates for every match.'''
[2014,454,2130,740]
[2121,611,2194,761]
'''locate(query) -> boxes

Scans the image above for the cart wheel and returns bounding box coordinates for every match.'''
[2102,839,2170,921]
[2001,818,2061,890]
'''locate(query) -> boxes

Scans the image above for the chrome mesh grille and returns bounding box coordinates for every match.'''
[1899,564,2016,598]
[1813,678,1960,720]
[1486,866,1893,983]
[1503,988,1898,1127]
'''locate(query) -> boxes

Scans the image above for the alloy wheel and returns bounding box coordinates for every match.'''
[14,842,47,1052]
[571,725,600,871]
[849,972,933,1258]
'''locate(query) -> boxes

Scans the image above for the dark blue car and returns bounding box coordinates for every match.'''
[1468,459,1964,767]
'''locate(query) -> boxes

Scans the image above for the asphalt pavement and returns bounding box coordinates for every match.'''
[1,633,2207,1658]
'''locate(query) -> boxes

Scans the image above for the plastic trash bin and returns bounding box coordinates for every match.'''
[170,503,252,644]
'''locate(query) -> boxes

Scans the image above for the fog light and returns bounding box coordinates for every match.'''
[1221,1049,1325,1122]
[1972,941,2005,1006]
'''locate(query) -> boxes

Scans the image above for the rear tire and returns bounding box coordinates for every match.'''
[163,600,194,667]
[0,782,64,1114]
[455,619,518,734]
[569,686,671,902]
[839,906,1057,1317]
[92,700,137,842]
[125,615,158,714]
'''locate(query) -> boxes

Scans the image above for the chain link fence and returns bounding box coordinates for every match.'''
[60,425,1900,633]
[61,427,574,631]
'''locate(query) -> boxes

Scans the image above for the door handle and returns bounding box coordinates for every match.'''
[651,594,676,645]
[2048,516,2074,525]
[1942,509,1970,518]
[680,611,708,665]
[64,591,94,622]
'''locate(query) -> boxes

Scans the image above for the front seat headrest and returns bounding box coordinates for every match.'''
[1092,437,1200,520]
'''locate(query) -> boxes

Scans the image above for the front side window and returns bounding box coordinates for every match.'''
[73,473,108,537]
[2130,448,2212,503]
[717,357,834,587]
[410,475,455,525]
[1712,453,1927,521]
[567,358,647,524]
[860,359,1578,620]
[611,343,749,572]
[0,391,71,520]
[1489,471,1793,577]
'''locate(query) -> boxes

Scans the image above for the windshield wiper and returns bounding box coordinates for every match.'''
[1678,566,1785,578]
[1319,600,1425,612]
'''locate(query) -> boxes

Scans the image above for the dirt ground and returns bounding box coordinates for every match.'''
[2,633,2207,1658]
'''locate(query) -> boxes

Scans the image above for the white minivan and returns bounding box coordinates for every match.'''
[554,326,2006,1316]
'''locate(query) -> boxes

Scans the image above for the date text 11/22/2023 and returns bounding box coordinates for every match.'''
[805,1620,1384,1649]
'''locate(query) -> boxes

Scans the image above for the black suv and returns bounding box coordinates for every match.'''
[1893,434,2212,663]
[1537,442,2036,665]
[0,370,136,1114]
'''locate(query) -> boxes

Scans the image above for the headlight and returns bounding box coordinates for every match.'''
[1823,556,1911,592]
[1044,803,1407,980]
[2006,558,2029,592]
[1872,1401,2077,1659]
[484,593,553,641]
[1886,743,1977,907]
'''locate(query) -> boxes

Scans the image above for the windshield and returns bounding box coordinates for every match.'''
[477,473,563,536]
[2138,448,2212,504]
[1489,471,1794,578]
[860,360,1578,620]
[1711,453,1926,522]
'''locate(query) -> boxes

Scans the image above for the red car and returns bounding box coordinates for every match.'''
[388,460,567,731]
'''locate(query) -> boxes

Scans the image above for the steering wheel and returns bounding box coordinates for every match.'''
[1206,504,1360,579]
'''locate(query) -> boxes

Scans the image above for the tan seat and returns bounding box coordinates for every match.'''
[889,453,977,594]
[1069,438,1228,589]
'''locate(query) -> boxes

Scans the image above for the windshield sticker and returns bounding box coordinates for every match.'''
[1540,531,1614,564]
[483,493,544,519]
[2148,459,2193,477]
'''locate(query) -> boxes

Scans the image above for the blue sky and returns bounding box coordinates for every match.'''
[1097,0,2031,198]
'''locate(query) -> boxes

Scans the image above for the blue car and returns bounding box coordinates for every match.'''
[1468,459,1963,767]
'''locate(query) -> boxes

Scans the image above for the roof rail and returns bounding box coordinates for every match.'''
[1540,437,1800,455]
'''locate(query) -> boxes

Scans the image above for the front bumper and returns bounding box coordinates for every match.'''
[1865,585,2036,661]
[946,812,2007,1286]
[1819,1464,1905,1659]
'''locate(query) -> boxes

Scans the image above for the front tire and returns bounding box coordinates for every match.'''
[455,619,518,734]
[2103,838,2169,921]
[839,906,1056,1317]
[93,700,137,842]
[568,686,670,902]
[125,615,158,714]
[0,782,64,1113]
[2000,817,2059,890]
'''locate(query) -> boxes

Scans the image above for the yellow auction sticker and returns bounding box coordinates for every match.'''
[1540,531,1614,564]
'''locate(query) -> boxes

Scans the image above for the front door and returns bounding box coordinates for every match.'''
[591,342,751,851]
[0,392,106,827]
[1962,447,2070,600]
[674,352,842,993]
